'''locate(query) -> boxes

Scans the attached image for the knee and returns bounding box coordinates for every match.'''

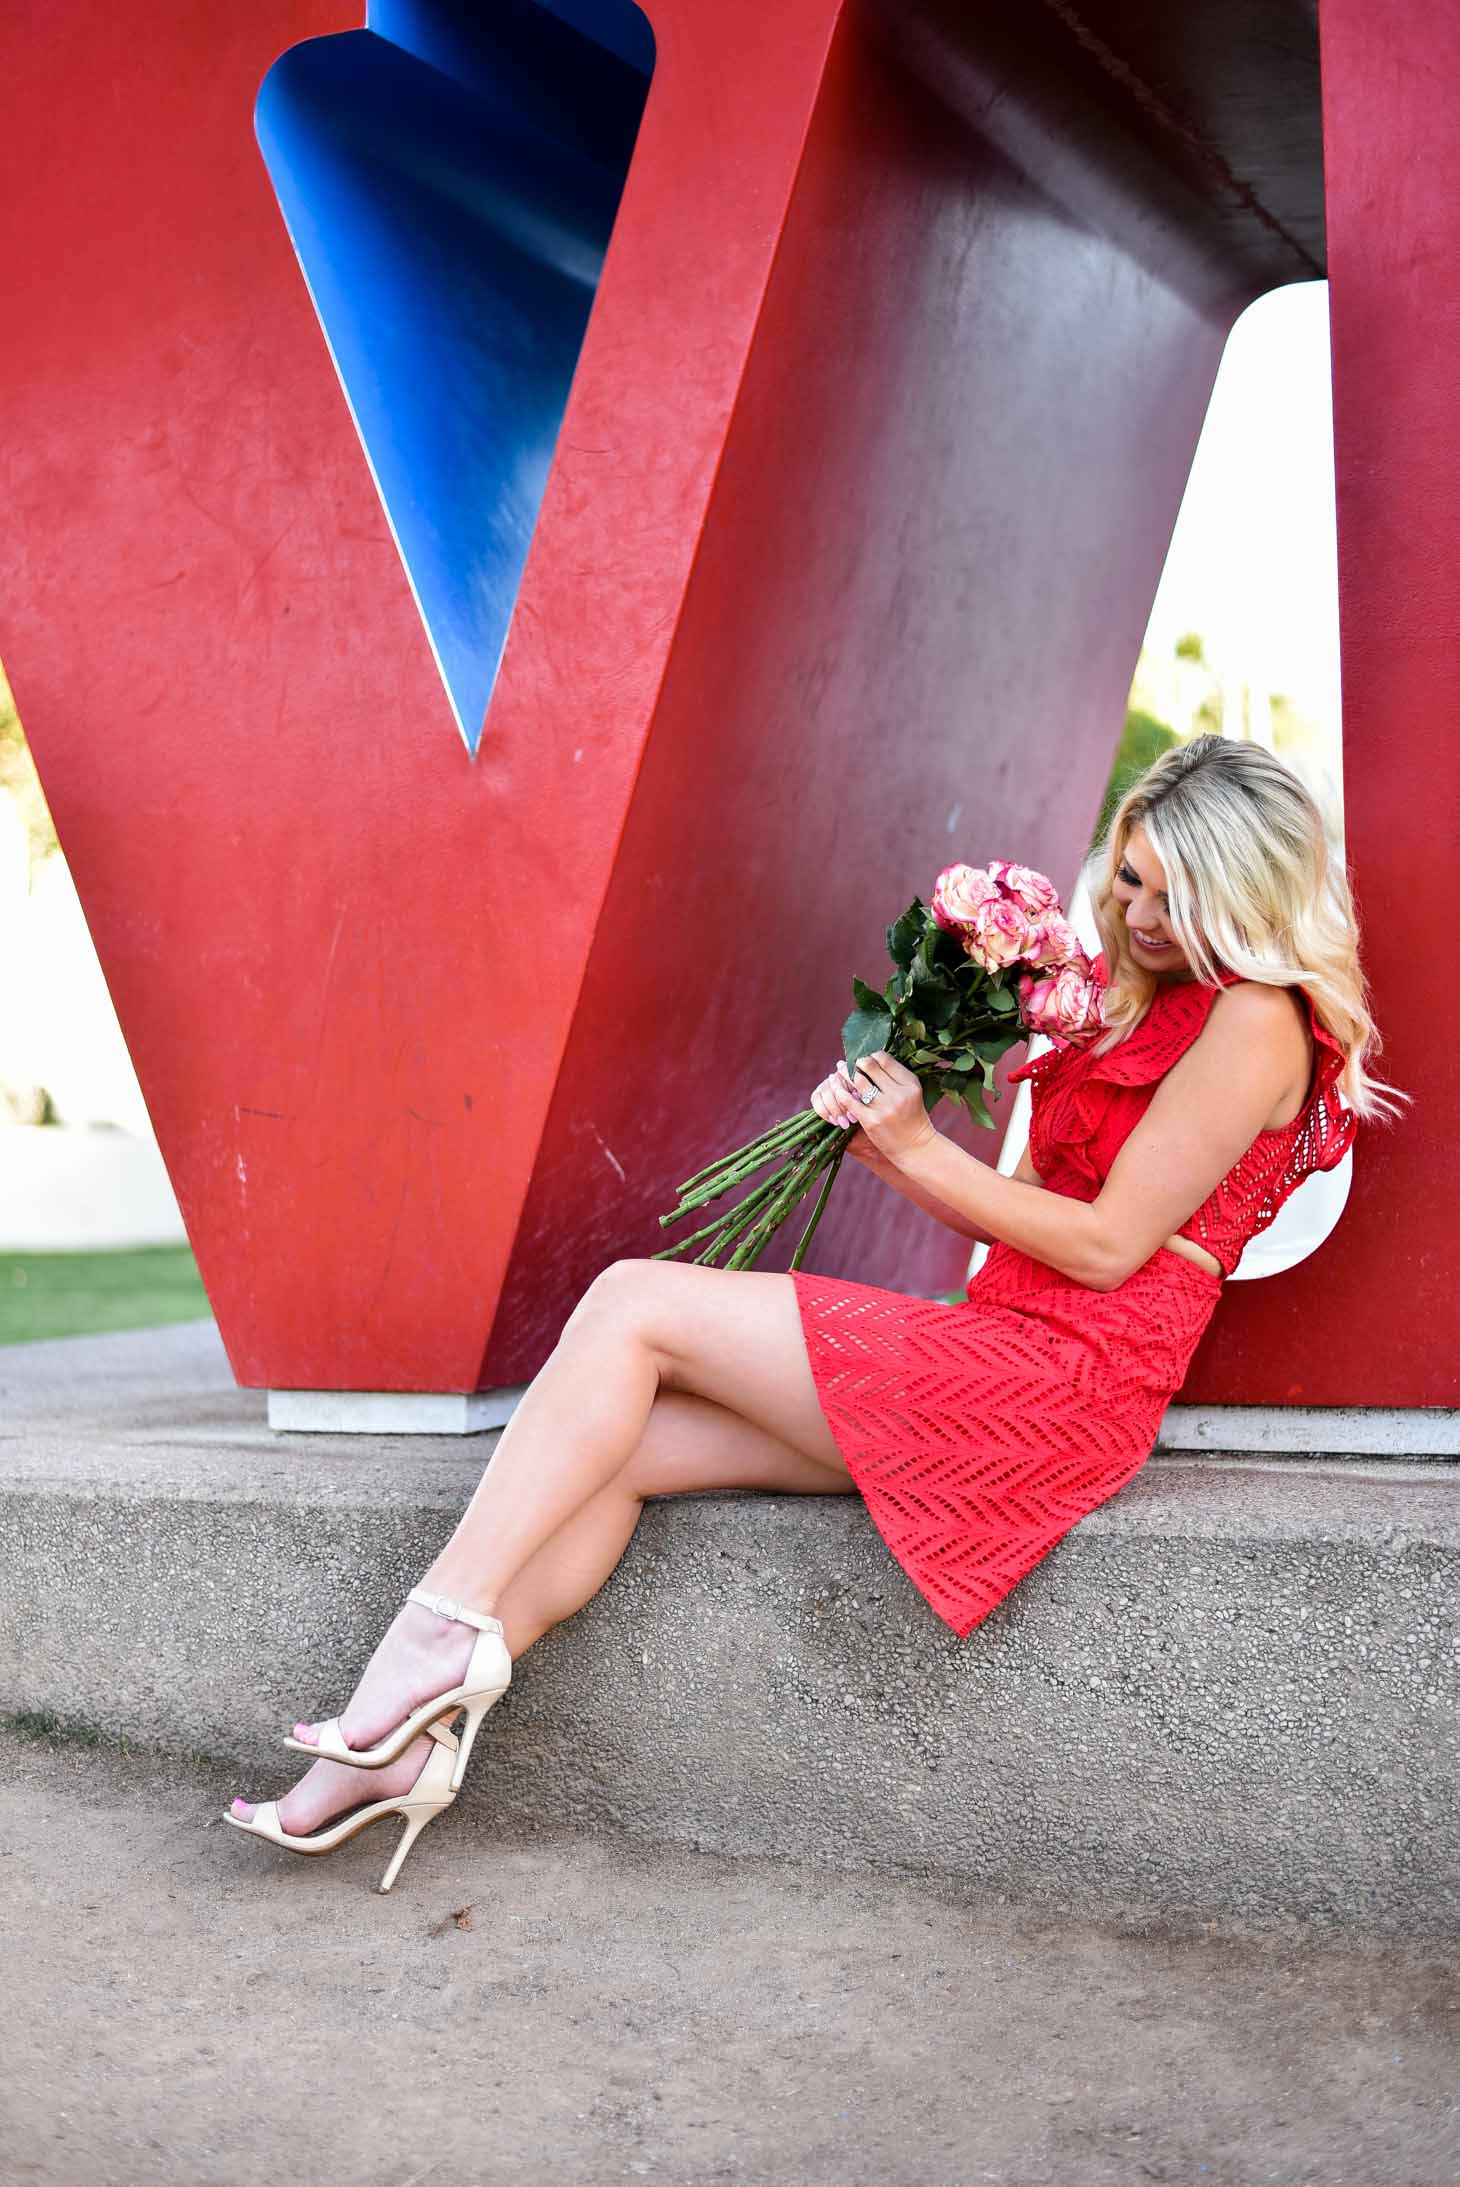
[566,1256,659,1333]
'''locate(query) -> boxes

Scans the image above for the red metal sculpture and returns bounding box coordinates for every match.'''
[2,0,1453,1405]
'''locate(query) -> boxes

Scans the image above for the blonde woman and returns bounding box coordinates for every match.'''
[228,736,1396,1890]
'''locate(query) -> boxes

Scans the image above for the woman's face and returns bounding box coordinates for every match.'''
[1112,824,1192,977]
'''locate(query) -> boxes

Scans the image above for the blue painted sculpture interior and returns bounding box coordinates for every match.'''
[256,0,654,753]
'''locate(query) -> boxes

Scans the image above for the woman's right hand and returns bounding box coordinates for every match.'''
[809,1061,883,1159]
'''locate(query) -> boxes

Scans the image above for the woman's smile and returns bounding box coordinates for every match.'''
[1129,924,1178,956]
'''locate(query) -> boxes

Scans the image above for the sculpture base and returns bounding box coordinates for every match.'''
[266,1387,526,1436]
[1160,1404,1460,1457]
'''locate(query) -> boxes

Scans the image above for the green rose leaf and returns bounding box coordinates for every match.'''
[842,1002,894,1072]
[850,974,885,1015]
[959,1083,996,1129]
[928,922,968,976]
[885,900,927,972]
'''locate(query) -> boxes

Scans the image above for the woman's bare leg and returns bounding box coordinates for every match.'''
[420,1259,848,1607]
[492,1380,853,1649]
[233,1265,852,1833]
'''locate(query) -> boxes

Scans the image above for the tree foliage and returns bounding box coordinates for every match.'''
[0,660,59,870]
[1090,706,1181,850]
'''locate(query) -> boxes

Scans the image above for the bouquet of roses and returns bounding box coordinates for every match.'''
[653,859,1106,1273]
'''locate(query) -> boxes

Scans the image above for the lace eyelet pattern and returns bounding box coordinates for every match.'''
[790,968,1355,1637]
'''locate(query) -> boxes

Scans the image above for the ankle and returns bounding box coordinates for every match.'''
[416,1574,500,1621]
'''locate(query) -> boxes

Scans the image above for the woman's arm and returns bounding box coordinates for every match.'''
[812,1060,1042,1244]
[846,984,1310,1290]
[851,1135,1043,1243]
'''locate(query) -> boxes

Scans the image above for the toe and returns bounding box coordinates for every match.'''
[293,1721,319,1746]
[230,1797,255,1820]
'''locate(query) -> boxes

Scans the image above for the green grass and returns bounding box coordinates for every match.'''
[0,1246,211,1345]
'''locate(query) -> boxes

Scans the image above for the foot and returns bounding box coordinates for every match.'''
[230,1734,438,1837]
[295,1597,478,1756]
[229,1598,477,1837]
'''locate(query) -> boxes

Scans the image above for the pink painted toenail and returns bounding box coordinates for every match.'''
[231,1797,252,1817]
[294,1722,316,1744]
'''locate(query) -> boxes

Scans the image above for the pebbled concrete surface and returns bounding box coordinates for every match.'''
[2,1725,1457,2187]
[3,1323,1458,1936]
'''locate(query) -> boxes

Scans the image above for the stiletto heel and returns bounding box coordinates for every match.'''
[225,1719,461,1890]
[283,1589,511,1771]
[378,1803,437,1894]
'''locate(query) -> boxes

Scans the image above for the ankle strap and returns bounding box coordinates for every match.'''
[409,1587,504,1638]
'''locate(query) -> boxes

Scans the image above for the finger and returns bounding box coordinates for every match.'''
[841,1072,869,1112]
[862,1052,914,1095]
[818,1077,856,1128]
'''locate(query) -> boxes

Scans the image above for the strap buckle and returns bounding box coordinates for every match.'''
[409,1586,503,1637]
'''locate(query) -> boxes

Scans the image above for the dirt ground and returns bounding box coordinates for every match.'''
[1,1725,1455,2187]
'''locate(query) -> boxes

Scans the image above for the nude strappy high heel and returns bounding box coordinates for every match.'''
[225,1718,462,1892]
[282,1588,511,1789]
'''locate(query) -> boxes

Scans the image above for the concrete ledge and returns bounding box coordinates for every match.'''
[2,1322,1457,1935]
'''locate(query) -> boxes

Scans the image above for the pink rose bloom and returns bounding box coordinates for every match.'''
[1018,957,1107,1044]
[963,893,1031,973]
[931,863,1001,932]
[1022,912,1083,969]
[988,859,1059,916]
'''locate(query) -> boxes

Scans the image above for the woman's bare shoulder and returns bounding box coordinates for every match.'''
[1206,979,1310,1047]
[1202,980,1312,1119]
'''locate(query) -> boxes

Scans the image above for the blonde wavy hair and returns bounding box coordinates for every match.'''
[1089,735,1403,1122]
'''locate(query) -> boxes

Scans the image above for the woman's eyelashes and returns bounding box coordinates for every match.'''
[1118,863,1168,908]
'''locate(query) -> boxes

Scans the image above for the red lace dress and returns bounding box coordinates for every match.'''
[790,973,1355,1637]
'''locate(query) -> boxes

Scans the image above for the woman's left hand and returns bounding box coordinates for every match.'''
[837,1052,940,1165]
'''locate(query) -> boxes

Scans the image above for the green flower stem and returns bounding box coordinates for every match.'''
[651,1155,801,1263]
[694,1152,827,1263]
[658,1126,837,1263]
[735,1149,841,1272]
[727,1136,840,1271]
[788,1141,848,1271]
[669,1121,820,1214]
[673,1109,821,1197]
[694,1145,831,1267]
[667,1112,824,1218]
[663,1149,795,1229]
